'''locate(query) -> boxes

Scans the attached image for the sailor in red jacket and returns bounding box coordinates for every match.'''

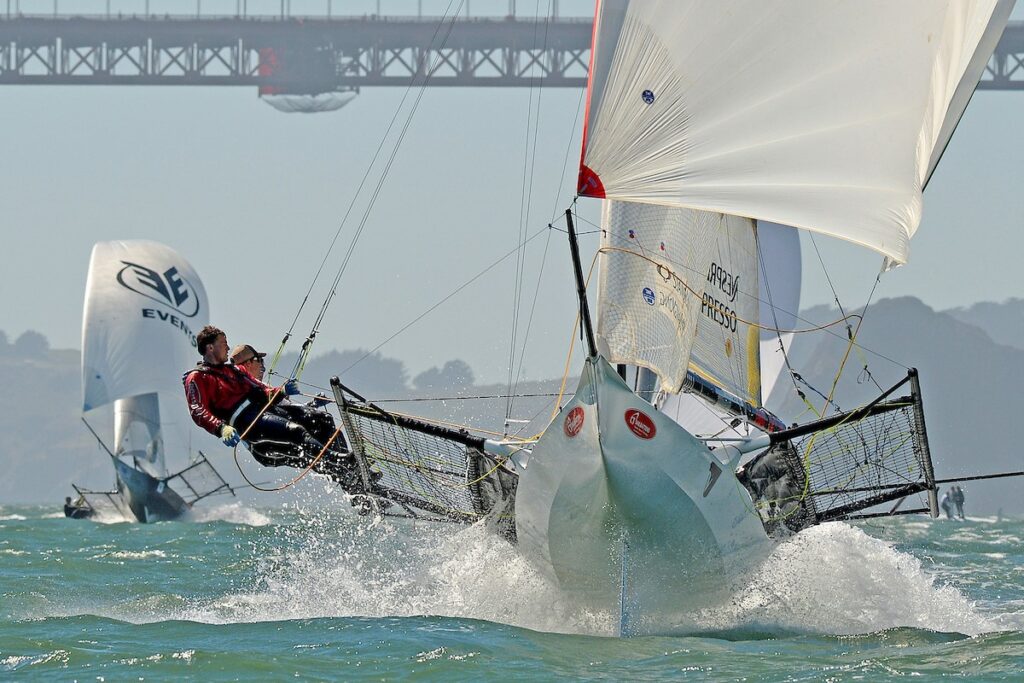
[183,325,357,488]
[229,342,343,453]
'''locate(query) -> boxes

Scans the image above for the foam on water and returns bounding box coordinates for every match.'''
[27,502,1011,638]
[165,513,997,637]
[696,522,999,636]
[190,502,272,526]
[180,513,616,635]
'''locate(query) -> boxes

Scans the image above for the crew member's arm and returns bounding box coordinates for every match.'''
[184,373,224,437]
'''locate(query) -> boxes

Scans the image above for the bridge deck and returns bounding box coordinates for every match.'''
[0,16,1019,90]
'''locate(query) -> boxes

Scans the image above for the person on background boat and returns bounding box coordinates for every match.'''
[952,485,966,520]
[63,495,92,519]
[183,326,359,489]
[939,488,953,520]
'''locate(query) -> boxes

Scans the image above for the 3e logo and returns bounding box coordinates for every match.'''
[116,261,200,318]
[564,406,585,438]
[624,409,656,440]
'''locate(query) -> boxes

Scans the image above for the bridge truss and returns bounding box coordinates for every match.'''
[0,16,1020,91]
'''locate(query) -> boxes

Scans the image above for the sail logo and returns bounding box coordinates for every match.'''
[642,287,656,305]
[564,406,585,438]
[116,261,201,318]
[625,409,656,440]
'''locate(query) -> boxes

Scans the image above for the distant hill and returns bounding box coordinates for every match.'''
[943,298,1024,352]
[2,300,1021,517]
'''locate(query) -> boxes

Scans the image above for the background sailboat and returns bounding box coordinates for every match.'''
[69,240,232,522]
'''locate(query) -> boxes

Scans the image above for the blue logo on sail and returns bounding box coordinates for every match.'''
[642,89,655,105]
[642,287,656,305]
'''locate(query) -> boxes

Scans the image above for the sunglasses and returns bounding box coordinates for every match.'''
[243,356,265,365]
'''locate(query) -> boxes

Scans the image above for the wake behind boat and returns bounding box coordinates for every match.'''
[67,240,233,523]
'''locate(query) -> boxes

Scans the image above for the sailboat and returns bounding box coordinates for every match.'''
[67,240,233,522]
[319,0,1012,634]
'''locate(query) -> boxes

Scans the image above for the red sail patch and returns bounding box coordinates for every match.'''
[624,409,656,440]
[564,406,585,437]
[576,165,606,198]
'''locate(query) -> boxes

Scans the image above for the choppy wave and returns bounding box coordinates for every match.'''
[4,505,1023,641]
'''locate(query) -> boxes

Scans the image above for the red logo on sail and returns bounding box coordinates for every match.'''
[625,409,656,440]
[564,406,585,437]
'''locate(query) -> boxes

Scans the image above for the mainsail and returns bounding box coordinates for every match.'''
[597,200,762,403]
[113,393,164,477]
[579,0,1015,266]
[654,219,801,437]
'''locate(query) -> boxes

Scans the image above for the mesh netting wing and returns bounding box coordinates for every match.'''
[164,453,234,505]
[740,370,935,534]
[72,485,130,519]
[333,380,517,534]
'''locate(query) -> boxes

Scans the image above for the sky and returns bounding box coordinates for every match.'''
[2,1,1023,385]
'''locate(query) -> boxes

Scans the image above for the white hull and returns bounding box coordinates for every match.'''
[514,356,775,635]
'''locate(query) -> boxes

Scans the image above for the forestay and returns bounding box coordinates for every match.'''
[579,0,1014,265]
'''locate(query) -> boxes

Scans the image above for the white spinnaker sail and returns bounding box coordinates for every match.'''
[82,241,209,412]
[597,200,760,402]
[579,0,1013,266]
[113,393,165,478]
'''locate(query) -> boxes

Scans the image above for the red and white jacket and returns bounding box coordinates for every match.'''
[183,362,278,436]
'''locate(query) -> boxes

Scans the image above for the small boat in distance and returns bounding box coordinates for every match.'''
[66,240,233,522]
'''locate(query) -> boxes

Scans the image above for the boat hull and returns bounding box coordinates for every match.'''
[113,458,190,523]
[514,357,774,635]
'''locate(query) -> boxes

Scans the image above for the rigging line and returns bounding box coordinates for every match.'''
[755,224,800,400]
[822,265,884,413]
[378,392,564,403]
[270,1,467,378]
[292,0,468,379]
[264,372,563,404]
[509,226,554,420]
[306,1,464,335]
[808,231,883,393]
[507,0,555,421]
[335,225,552,377]
[549,87,586,224]
[808,232,850,325]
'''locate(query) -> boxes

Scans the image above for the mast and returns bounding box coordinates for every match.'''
[566,208,597,359]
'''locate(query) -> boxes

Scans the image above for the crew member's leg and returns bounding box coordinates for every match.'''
[273,402,349,452]
[237,408,361,491]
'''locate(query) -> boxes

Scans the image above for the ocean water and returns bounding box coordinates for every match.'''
[2,499,1023,681]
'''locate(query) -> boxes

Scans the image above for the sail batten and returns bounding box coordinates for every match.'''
[580,0,1011,266]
